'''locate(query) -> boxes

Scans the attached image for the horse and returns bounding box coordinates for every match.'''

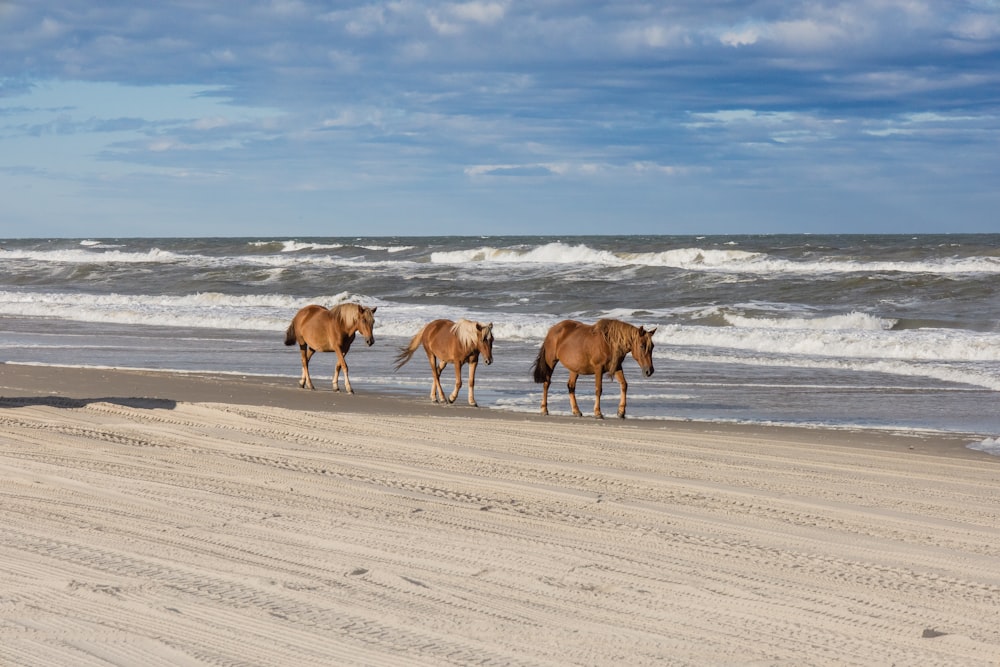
[531,318,656,419]
[284,303,377,394]
[394,319,494,406]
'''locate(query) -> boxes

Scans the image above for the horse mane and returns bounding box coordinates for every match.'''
[331,302,368,327]
[594,318,638,355]
[451,319,484,350]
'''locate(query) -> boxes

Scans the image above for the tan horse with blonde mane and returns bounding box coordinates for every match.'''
[531,318,655,419]
[284,303,377,394]
[394,319,494,406]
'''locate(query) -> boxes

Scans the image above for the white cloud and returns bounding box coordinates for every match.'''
[720,26,761,47]
[952,13,1000,40]
[448,1,506,25]
[429,1,506,35]
[619,23,689,50]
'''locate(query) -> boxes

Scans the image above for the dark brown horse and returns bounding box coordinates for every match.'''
[531,318,655,419]
[394,319,494,406]
[284,303,377,394]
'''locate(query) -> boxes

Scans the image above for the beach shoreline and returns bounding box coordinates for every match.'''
[2,362,999,665]
[1,361,988,458]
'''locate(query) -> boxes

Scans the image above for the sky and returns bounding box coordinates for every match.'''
[1,1,999,238]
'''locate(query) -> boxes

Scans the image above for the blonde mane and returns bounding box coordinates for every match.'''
[451,319,485,350]
[333,303,370,328]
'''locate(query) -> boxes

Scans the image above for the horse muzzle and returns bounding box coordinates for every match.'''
[643,366,654,377]
[365,336,375,347]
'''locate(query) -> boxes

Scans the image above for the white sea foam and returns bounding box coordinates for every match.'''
[429,241,1000,275]
[656,323,1000,363]
[3,288,998,390]
[724,311,897,331]
[662,348,1000,391]
[431,242,624,266]
[3,248,185,264]
[7,241,1000,276]
[967,437,1000,456]
[278,240,345,252]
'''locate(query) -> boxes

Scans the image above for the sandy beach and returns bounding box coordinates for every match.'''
[1,363,999,666]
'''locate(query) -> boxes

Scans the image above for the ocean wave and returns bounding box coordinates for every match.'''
[724,311,897,331]
[2,247,185,264]
[273,240,415,253]
[4,289,999,369]
[656,323,1000,363]
[277,240,345,252]
[429,241,1000,275]
[431,242,624,266]
[662,349,1000,392]
[8,240,999,276]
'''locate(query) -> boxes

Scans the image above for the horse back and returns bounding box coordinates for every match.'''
[547,319,614,375]
[292,305,342,352]
[422,319,459,360]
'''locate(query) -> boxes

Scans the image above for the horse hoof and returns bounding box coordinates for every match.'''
[469,402,478,408]
[595,413,604,420]
[617,411,626,419]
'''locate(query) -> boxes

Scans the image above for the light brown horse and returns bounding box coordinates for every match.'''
[284,303,377,394]
[531,318,655,419]
[394,319,494,406]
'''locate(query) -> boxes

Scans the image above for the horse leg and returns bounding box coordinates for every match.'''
[615,369,628,419]
[465,360,478,407]
[427,353,443,402]
[299,346,315,390]
[567,371,583,417]
[593,372,604,419]
[335,350,352,394]
[448,361,463,404]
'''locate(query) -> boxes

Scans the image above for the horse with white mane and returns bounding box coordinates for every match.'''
[394,319,494,406]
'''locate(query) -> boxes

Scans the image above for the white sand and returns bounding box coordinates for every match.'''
[1,386,999,665]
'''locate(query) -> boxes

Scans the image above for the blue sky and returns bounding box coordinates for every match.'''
[1,1,999,237]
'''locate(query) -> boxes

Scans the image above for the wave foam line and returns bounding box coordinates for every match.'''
[661,349,1000,392]
[430,242,1000,275]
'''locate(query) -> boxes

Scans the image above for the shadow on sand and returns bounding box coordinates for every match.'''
[0,396,177,410]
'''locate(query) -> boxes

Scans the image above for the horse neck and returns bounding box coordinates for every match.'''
[598,320,638,356]
[451,320,480,352]
[333,305,361,333]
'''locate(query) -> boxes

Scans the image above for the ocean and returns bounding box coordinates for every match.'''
[2,235,999,453]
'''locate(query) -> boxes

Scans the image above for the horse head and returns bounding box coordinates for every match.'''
[477,322,495,365]
[359,305,377,346]
[632,326,656,377]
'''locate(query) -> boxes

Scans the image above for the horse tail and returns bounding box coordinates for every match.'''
[531,342,552,384]
[284,321,297,346]
[393,327,425,370]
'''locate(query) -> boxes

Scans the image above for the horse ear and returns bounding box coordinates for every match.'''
[648,327,656,335]
[370,306,377,313]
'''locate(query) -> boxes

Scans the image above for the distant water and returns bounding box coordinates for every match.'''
[2,235,999,450]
